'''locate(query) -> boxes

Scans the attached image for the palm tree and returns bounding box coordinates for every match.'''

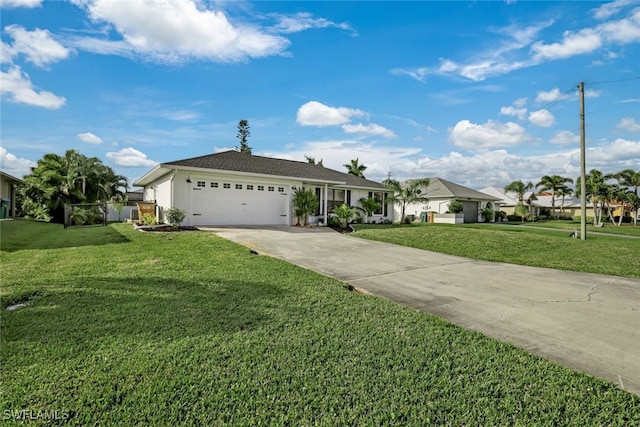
[292,188,319,226]
[557,185,573,214]
[504,180,533,204]
[358,197,381,224]
[504,180,533,220]
[576,169,607,226]
[383,178,430,223]
[617,169,640,225]
[536,175,574,219]
[343,158,367,178]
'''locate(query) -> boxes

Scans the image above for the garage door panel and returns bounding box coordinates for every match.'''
[189,180,289,225]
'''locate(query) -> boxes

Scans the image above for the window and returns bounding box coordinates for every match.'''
[369,191,385,215]
[223,183,231,189]
[247,185,254,190]
[211,182,218,188]
[268,186,275,192]
[327,189,346,212]
[258,185,264,191]
[197,181,206,187]
[235,184,242,190]
[278,187,285,193]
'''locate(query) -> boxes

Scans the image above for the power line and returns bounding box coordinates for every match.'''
[587,76,640,86]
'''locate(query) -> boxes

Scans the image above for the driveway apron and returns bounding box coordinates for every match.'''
[204,226,640,396]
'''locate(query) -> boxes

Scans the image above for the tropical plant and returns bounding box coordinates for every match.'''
[536,175,574,219]
[481,208,494,223]
[333,203,354,228]
[357,197,381,223]
[141,213,157,226]
[292,188,319,227]
[19,149,127,223]
[383,178,430,223]
[504,180,533,204]
[576,169,607,226]
[343,158,367,178]
[448,200,463,213]
[236,119,252,154]
[305,155,323,166]
[165,207,186,228]
[514,203,529,222]
[612,169,640,226]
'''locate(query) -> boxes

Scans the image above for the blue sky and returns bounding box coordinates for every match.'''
[1,0,639,190]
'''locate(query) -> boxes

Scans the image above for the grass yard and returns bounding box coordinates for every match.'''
[1,220,639,425]
[353,223,640,278]
[496,219,640,237]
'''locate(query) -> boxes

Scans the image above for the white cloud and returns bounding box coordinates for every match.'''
[528,109,555,128]
[598,7,640,43]
[448,119,533,150]
[4,25,70,67]
[616,117,640,132]
[0,147,36,178]
[585,89,602,98]
[535,87,565,103]
[296,101,365,127]
[550,130,580,145]
[592,0,634,19]
[106,147,157,167]
[500,106,527,121]
[341,123,396,138]
[77,132,103,145]
[268,12,357,36]
[0,65,66,109]
[531,28,602,61]
[73,0,290,63]
[586,138,640,169]
[0,0,41,8]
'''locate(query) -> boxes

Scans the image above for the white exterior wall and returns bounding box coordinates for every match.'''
[398,198,453,222]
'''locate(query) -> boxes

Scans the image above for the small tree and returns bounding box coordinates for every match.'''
[236,119,252,154]
[481,208,494,223]
[383,178,430,223]
[292,188,319,226]
[333,204,354,229]
[357,197,381,223]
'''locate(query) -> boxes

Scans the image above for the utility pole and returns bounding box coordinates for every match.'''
[578,82,587,240]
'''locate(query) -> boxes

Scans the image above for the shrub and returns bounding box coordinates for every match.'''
[448,200,464,213]
[537,215,548,221]
[481,208,494,222]
[572,215,594,223]
[165,207,186,228]
[327,215,341,227]
[506,214,520,222]
[141,212,157,226]
[496,210,507,221]
[71,206,88,226]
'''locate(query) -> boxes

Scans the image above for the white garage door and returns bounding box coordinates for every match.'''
[188,179,290,226]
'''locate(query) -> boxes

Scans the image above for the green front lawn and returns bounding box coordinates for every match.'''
[353,223,640,278]
[498,219,640,237]
[1,220,639,425]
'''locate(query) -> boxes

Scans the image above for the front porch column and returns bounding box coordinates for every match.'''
[324,184,328,225]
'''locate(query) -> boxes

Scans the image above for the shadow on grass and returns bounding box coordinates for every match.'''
[2,275,285,359]
[0,219,130,252]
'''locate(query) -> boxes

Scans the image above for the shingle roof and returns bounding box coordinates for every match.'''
[415,178,500,200]
[153,150,385,189]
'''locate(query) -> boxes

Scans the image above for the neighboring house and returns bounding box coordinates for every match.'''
[400,177,501,223]
[480,187,596,219]
[0,171,23,219]
[133,150,393,226]
[479,186,538,216]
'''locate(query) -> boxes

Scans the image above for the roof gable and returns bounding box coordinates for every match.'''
[137,150,385,189]
[416,178,500,200]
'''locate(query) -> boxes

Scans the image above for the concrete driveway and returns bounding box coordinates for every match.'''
[203,225,640,396]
